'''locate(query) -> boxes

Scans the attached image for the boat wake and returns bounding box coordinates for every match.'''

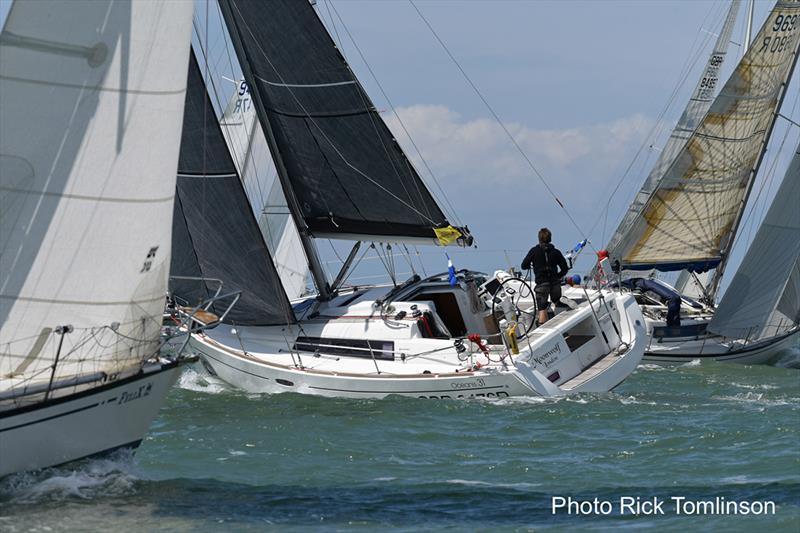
[176,364,230,394]
[0,449,138,503]
[775,345,800,368]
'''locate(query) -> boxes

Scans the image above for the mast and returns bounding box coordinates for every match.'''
[708,40,800,300]
[218,0,331,300]
[744,0,755,51]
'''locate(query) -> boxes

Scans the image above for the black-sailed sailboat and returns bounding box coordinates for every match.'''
[168,0,647,398]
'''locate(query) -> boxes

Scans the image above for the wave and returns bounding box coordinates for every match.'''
[0,449,138,503]
[712,391,796,407]
[775,345,800,368]
[445,479,541,490]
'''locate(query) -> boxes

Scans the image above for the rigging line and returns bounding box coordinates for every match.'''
[401,243,418,276]
[318,7,422,220]
[596,0,724,245]
[338,244,372,288]
[414,246,428,277]
[194,15,278,263]
[229,1,439,226]
[210,2,272,230]
[731,94,800,256]
[204,0,209,215]
[327,0,461,226]
[191,20,296,327]
[322,2,425,223]
[408,0,589,244]
[590,8,722,246]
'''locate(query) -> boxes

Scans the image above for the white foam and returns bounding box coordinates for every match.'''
[713,392,794,407]
[445,479,541,489]
[1,450,137,503]
[176,365,229,394]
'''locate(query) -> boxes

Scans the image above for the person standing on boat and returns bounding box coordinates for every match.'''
[521,228,569,324]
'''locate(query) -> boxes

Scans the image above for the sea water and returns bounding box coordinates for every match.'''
[1,350,798,532]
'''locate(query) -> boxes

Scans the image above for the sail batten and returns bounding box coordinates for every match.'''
[218,0,470,246]
[612,0,800,273]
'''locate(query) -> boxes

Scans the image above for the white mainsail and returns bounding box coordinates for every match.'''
[709,143,800,339]
[612,0,800,274]
[606,0,742,268]
[0,0,194,386]
[219,80,309,299]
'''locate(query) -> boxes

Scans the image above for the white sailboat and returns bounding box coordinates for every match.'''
[0,0,195,476]
[604,0,800,364]
[169,0,646,399]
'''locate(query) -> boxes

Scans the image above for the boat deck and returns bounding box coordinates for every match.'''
[560,352,620,391]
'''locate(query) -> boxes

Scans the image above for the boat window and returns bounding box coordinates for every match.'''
[294,336,394,360]
[411,292,467,337]
[562,317,596,352]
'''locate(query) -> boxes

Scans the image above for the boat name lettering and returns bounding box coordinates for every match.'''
[118,383,152,405]
[532,343,562,367]
[418,391,509,400]
[450,378,486,389]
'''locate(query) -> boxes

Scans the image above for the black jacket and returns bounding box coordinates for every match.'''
[521,243,569,284]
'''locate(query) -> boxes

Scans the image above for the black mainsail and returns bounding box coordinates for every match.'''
[217,0,470,246]
[170,53,295,325]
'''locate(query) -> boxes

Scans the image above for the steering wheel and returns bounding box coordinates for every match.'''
[490,276,537,339]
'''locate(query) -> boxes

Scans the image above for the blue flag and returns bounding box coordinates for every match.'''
[447,254,457,286]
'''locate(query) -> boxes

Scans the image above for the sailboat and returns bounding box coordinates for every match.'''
[0,0,195,476]
[604,0,800,364]
[169,0,647,399]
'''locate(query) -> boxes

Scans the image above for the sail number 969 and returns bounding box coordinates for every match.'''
[773,14,797,33]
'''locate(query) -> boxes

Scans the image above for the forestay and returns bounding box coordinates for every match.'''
[710,143,800,339]
[606,0,741,269]
[0,1,193,384]
[613,0,800,272]
[218,0,471,245]
[170,53,296,326]
[219,80,309,299]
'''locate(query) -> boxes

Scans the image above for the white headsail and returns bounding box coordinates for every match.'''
[709,142,800,339]
[0,1,194,386]
[611,0,800,276]
[219,80,309,299]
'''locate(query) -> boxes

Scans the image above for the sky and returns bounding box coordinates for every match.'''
[197,0,798,290]
[2,0,798,294]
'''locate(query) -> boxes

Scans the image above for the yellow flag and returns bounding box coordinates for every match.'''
[434,225,462,246]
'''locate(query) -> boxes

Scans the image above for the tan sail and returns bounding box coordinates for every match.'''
[616,0,800,272]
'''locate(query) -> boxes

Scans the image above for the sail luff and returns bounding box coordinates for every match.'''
[606,0,741,266]
[217,0,332,299]
[169,52,297,324]
[219,80,310,300]
[709,29,800,298]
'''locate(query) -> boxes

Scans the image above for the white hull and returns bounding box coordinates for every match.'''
[0,363,180,477]
[643,328,800,365]
[184,287,646,399]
